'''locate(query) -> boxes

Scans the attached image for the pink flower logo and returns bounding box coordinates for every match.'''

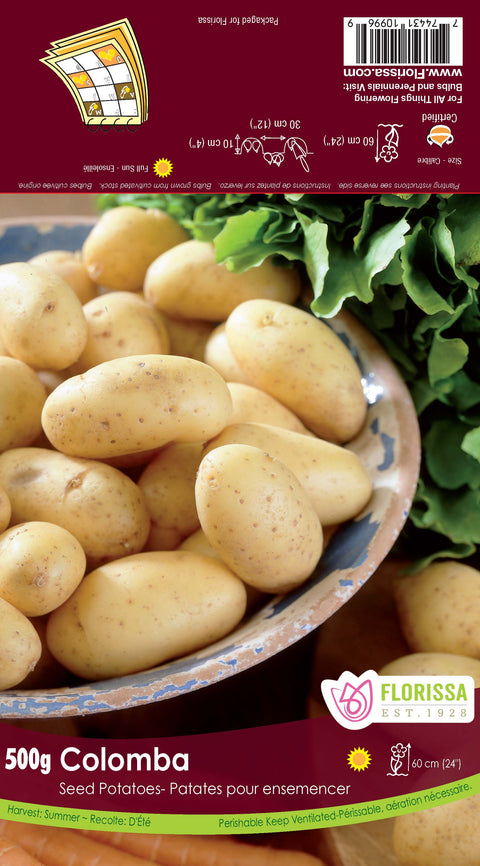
[321,671,378,729]
[331,677,373,723]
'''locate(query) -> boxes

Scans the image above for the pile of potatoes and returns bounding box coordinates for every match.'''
[0,205,373,689]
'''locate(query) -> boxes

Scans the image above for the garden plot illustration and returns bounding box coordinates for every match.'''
[236,136,313,171]
[41,19,148,126]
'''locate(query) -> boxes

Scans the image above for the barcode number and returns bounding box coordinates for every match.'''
[344,17,463,65]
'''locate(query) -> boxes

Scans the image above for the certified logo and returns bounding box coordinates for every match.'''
[427,124,454,147]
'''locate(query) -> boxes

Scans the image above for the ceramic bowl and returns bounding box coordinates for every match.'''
[0,217,421,718]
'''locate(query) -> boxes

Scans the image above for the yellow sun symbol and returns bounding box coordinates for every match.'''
[347,747,372,772]
[153,158,173,178]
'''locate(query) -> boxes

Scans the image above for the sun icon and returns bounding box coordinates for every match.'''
[347,747,372,772]
[153,158,173,178]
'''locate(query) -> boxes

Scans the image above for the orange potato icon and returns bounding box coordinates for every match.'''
[427,124,454,147]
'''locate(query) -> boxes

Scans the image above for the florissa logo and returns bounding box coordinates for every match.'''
[321,670,474,730]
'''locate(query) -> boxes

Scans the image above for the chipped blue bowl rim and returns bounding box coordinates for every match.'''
[0,217,421,718]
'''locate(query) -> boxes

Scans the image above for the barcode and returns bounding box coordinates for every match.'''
[344,17,463,65]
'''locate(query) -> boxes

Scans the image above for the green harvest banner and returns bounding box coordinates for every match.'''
[1,773,479,835]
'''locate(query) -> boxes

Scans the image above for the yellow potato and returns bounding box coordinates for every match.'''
[0,332,9,355]
[204,422,372,525]
[0,447,150,563]
[225,299,367,443]
[178,529,266,612]
[19,616,71,690]
[394,561,480,658]
[380,652,480,685]
[204,323,252,384]
[82,206,189,292]
[226,383,312,434]
[393,794,480,866]
[138,442,203,550]
[178,527,220,559]
[46,550,247,680]
[0,483,11,533]
[195,444,323,593]
[0,521,86,616]
[144,240,301,321]
[163,315,214,361]
[0,597,42,689]
[41,354,233,459]
[0,262,88,370]
[29,249,97,304]
[0,357,47,452]
[72,291,170,372]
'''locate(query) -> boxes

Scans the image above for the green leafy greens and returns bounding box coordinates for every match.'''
[97,192,480,566]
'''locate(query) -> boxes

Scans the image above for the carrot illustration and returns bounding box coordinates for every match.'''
[0,823,153,866]
[81,830,326,865]
[0,837,44,865]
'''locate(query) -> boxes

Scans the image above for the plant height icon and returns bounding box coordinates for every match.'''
[387,742,411,776]
[375,124,403,162]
